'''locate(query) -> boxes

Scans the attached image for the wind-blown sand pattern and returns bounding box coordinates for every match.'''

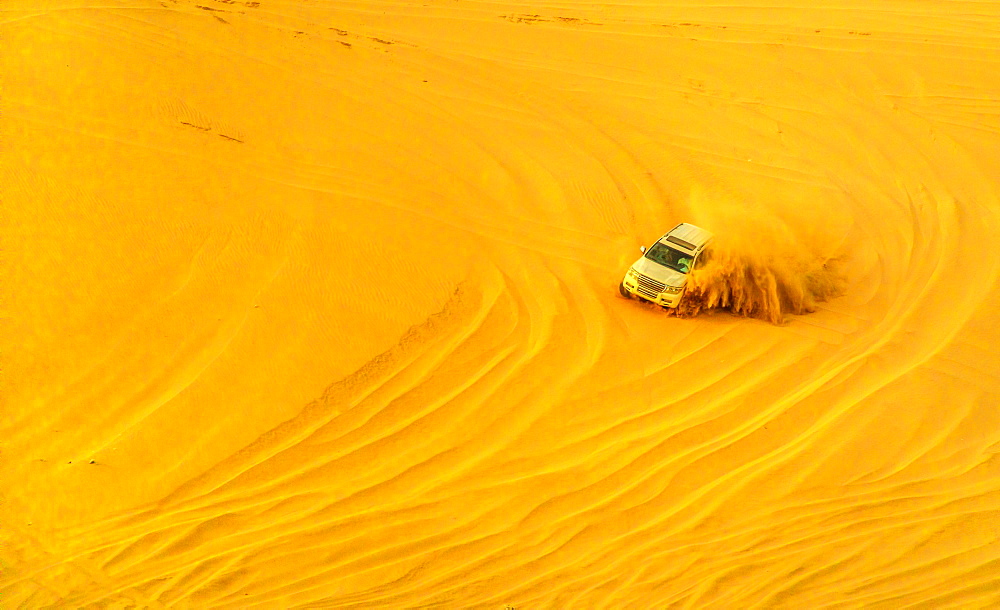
[3,0,1000,607]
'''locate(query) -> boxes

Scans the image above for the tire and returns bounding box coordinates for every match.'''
[619,282,631,298]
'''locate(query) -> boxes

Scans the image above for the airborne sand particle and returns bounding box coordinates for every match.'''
[674,190,849,323]
[673,249,845,323]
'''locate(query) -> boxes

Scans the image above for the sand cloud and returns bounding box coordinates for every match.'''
[676,189,849,322]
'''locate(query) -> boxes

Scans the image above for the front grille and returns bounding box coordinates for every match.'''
[636,273,665,297]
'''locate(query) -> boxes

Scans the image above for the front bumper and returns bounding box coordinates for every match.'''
[622,277,681,308]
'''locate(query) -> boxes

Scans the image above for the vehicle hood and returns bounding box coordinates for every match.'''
[632,256,687,287]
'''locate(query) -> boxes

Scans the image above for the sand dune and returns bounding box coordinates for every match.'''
[3,0,1000,607]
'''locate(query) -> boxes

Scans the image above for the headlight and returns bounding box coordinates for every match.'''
[665,286,683,294]
[627,269,638,279]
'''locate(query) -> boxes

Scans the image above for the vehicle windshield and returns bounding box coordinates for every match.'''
[645,242,693,273]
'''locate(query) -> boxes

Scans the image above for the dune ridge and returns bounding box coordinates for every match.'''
[3,0,1000,607]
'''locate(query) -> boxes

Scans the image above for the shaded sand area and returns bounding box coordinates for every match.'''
[3,0,1000,606]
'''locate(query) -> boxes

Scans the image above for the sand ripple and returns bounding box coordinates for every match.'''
[3,0,1000,607]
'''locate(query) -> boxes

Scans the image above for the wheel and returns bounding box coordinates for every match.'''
[619,282,631,298]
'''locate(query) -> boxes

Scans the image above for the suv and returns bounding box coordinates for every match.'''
[619,223,714,308]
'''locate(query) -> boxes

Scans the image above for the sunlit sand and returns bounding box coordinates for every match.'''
[3,0,1000,607]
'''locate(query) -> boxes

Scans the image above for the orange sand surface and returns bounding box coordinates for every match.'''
[3,0,1000,607]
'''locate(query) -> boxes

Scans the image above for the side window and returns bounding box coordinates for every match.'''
[695,247,712,269]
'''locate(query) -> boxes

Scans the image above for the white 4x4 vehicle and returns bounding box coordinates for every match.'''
[619,223,714,308]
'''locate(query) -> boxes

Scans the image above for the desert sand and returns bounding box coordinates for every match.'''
[3,0,1000,607]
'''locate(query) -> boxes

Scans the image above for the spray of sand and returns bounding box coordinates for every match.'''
[669,190,849,324]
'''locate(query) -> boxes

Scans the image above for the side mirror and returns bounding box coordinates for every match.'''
[639,245,646,253]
